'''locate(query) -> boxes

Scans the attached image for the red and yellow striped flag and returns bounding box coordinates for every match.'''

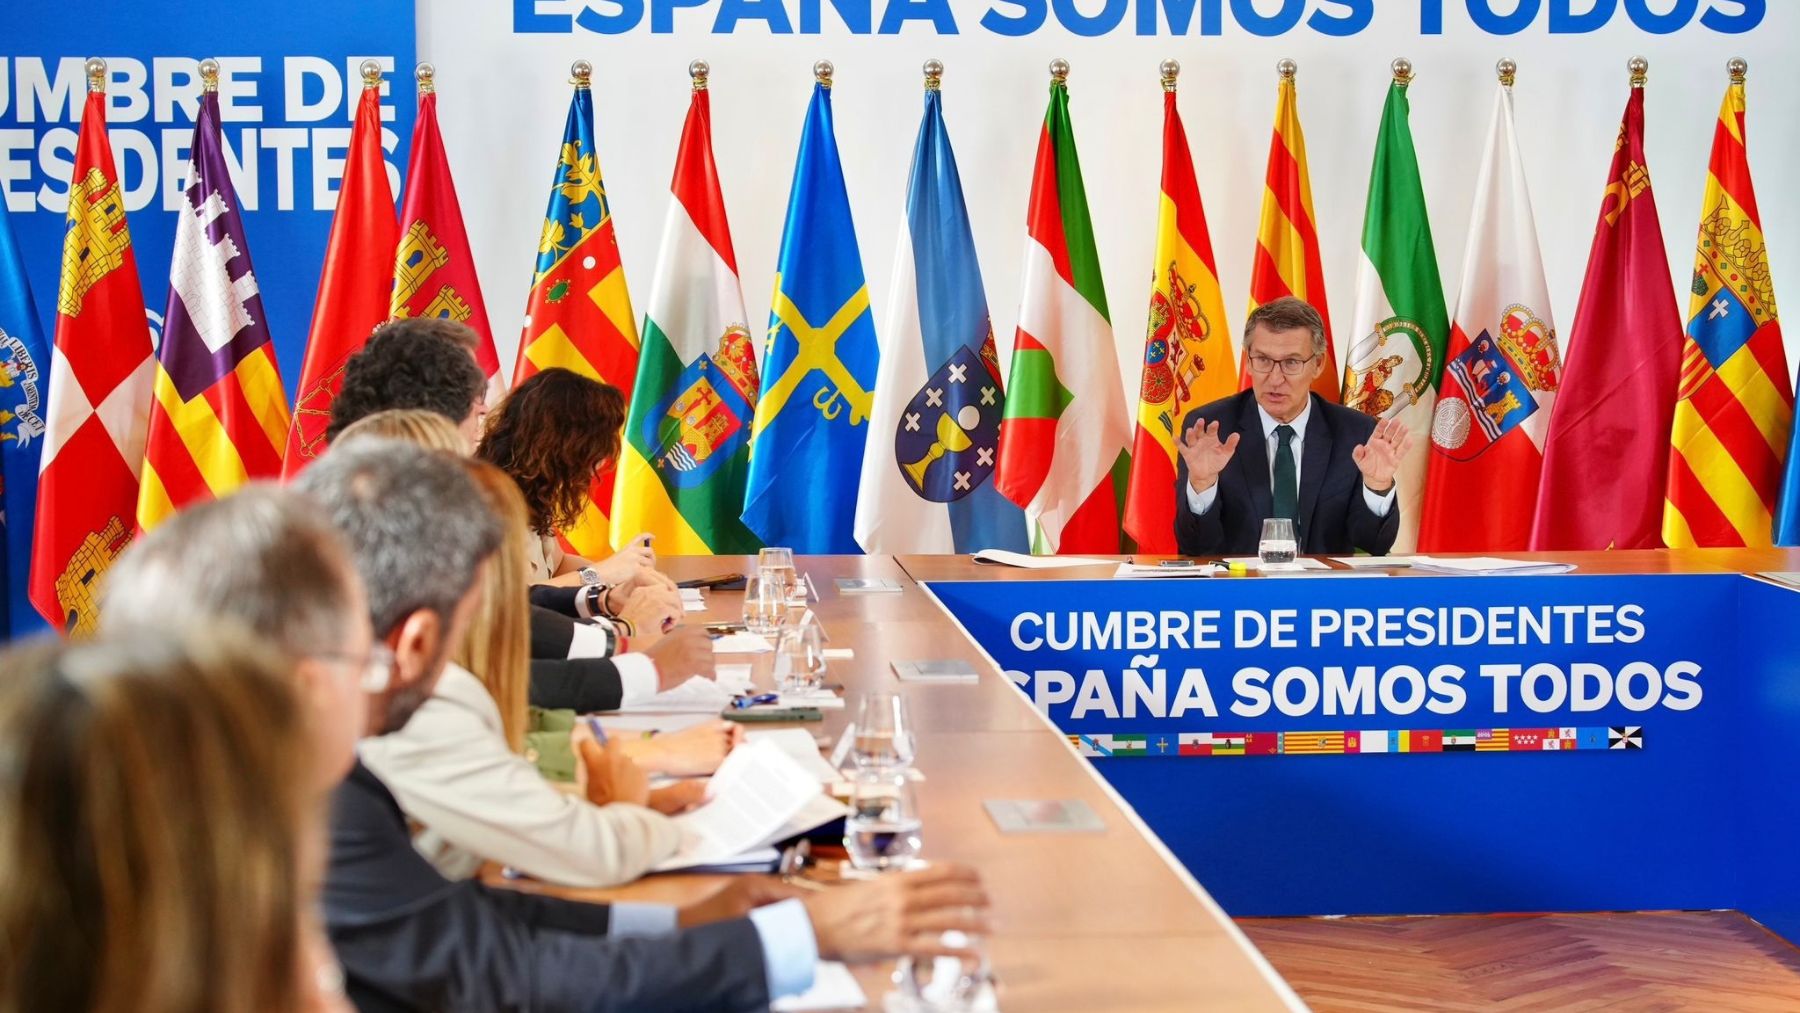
[1244,61,1337,403]
[1664,64,1791,548]
[1123,65,1238,554]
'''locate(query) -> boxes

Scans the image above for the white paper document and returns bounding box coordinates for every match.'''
[1113,562,1223,579]
[1223,556,1331,572]
[654,741,828,872]
[972,548,1116,569]
[771,961,868,1012]
[712,632,774,654]
[746,728,844,783]
[1331,555,1422,568]
[622,676,734,714]
[1410,556,1577,576]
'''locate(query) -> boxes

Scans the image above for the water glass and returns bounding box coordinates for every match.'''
[1258,517,1298,566]
[773,620,827,695]
[888,931,992,1013]
[758,546,797,590]
[844,768,922,873]
[851,690,916,771]
[741,575,784,636]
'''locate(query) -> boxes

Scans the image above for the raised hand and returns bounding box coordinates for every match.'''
[1177,419,1242,494]
[1350,417,1414,493]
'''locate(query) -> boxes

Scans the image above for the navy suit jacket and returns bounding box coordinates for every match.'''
[1173,390,1399,557]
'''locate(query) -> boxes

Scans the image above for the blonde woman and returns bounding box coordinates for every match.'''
[333,407,467,452]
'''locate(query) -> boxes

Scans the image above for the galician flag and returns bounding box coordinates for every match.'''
[854,64,1026,554]
[0,194,51,637]
[613,65,762,555]
[1340,64,1449,553]
[1123,63,1238,554]
[994,63,1130,555]
[1419,67,1564,553]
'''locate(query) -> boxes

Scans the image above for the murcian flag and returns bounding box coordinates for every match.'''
[1667,67,1791,548]
[138,74,291,531]
[391,70,504,408]
[855,68,1027,554]
[282,70,397,475]
[1419,72,1564,552]
[1340,68,1449,553]
[742,68,878,553]
[1123,67,1238,554]
[514,66,640,557]
[1244,62,1338,403]
[994,66,1130,555]
[0,197,51,637]
[31,70,154,634]
[613,67,762,555]
[1533,69,1684,550]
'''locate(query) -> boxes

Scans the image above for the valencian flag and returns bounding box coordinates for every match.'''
[282,65,397,475]
[855,63,1027,554]
[1340,62,1449,553]
[0,198,50,636]
[1244,60,1337,403]
[1419,65,1563,553]
[1532,62,1684,550]
[514,62,639,557]
[138,65,291,531]
[742,64,878,553]
[30,62,154,634]
[613,64,762,555]
[995,62,1131,555]
[391,66,504,408]
[1123,63,1238,554]
[1667,63,1791,548]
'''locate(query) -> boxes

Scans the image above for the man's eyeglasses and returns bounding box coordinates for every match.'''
[316,643,397,694]
[1247,353,1319,377]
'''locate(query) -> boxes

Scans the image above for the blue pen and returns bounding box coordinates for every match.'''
[731,692,779,710]
[585,717,610,746]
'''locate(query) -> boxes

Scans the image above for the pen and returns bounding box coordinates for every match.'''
[731,692,779,710]
[585,717,610,746]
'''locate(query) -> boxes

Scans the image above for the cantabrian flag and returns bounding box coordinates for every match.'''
[138,70,290,531]
[514,65,639,557]
[614,66,762,555]
[1665,65,1791,548]
[1123,65,1238,554]
[994,64,1130,555]
[1244,61,1337,403]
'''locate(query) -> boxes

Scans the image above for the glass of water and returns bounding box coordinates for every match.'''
[845,768,922,873]
[741,575,784,636]
[852,690,916,771]
[1259,517,1298,566]
[889,931,992,1013]
[758,546,797,592]
[774,620,826,695]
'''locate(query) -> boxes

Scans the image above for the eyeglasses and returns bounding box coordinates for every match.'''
[315,643,397,694]
[1247,353,1318,376]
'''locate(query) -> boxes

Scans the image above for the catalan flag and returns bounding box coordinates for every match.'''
[514,65,639,557]
[1123,64,1237,554]
[138,71,290,531]
[1666,64,1791,548]
[1244,60,1338,403]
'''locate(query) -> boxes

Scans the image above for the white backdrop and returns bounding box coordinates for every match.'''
[419,2,1800,419]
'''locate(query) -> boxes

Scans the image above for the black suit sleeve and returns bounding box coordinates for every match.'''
[530,584,584,619]
[1346,485,1401,556]
[1173,466,1226,557]
[529,657,625,713]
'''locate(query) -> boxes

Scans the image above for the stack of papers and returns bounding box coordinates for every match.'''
[1114,562,1223,579]
[1410,556,1577,576]
[654,740,847,872]
[712,632,774,654]
[972,548,1116,569]
[746,728,843,783]
[1223,556,1331,572]
[1331,555,1420,569]
[679,587,707,613]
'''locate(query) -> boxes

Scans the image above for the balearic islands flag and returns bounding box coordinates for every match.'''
[994,63,1130,555]
[138,66,291,531]
[1418,66,1564,553]
[30,64,155,633]
[1123,63,1239,554]
[613,64,762,555]
[1340,63,1449,553]
[1665,63,1791,548]
[0,191,51,637]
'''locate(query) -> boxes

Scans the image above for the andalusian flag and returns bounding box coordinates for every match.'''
[1667,64,1791,548]
[1340,65,1449,553]
[994,64,1130,555]
[1123,64,1238,554]
[514,65,639,557]
[1245,61,1337,402]
[613,67,762,555]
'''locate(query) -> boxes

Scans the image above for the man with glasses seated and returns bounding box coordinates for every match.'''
[1174,296,1411,557]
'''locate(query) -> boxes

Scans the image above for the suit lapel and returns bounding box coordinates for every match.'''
[1234,393,1274,523]
[1297,394,1333,546]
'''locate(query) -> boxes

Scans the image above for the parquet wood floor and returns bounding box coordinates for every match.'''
[1237,911,1800,1011]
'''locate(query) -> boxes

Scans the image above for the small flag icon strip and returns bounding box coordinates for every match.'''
[1068,728,1640,758]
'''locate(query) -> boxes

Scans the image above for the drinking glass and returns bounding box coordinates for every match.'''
[758,546,797,592]
[888,932,992,1013]
[774,621,827,695]
[741,575,784,636]
[844,768,922,872]
[1258,517,1298,566]
[851,690,916,771]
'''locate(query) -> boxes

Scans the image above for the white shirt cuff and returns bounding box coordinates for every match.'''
[614,653,660,705]
[566,620,615,660]
[1184,481,1217,516]
[608,901,678,937]
[747,898,819,1000]
[1362,483,1397,517]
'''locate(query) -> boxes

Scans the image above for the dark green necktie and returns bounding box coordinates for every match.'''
[1272,424,1298,520]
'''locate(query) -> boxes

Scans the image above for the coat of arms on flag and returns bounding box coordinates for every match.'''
[642,326,757,487]
[1433,305,1562,460]
[1343,317,1438,420]
[893,341,1002,503]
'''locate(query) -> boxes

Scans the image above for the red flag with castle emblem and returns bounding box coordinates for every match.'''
[30,72,155,633]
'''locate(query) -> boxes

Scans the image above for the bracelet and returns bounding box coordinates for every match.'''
[599,585,625,619]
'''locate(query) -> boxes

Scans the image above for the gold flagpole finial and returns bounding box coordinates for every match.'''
[1391,57,1414,88]
[690,60,710,91]
[814,60,834,87]
[570,60,593,88]
[1628,56,1648,88]
[1277,58,1298,82]
[85,58,107,93]
[198,59,221,94]
[1049,58,1070,84]
[923,59,943,91]
[1160,59,1180,93]
[415,63,436,95]
[359,59,383,89]
[1727,57,1747,84]
[1497,58,1517,88]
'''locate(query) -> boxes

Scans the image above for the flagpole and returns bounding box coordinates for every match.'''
[923,58,942,91]
[690,59,709,90]
[1497,58,1516,89]
[1629,56,1648,89]
[1392,57,1413,89]
[814,60,833,88]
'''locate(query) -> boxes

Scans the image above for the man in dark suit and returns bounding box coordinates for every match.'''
[1175,297,1413,557]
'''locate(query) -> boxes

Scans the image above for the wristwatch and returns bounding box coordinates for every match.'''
[578,566,602,586]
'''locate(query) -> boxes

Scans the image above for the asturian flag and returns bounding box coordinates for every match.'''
[742,66,878,554]
[138,69,291,531]
[994,64,1131,555]
[1419,69,1564,553]
[855,66,1026,554]
[0,198,50,637]
[31,65,155,634]
[613,65,762,555]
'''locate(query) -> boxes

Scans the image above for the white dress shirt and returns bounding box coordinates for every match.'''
[1186,398,1397,518]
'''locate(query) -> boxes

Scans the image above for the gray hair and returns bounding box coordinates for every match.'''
[294,436,502,638]
[102,485,361,663]
[1244,296,1327,357]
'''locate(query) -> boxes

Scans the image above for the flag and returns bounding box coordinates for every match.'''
[1340,69,1449,554]
[30,75,154,633]
[514,68,640,557]
[1419,76,1563,552]
[137,79,290,531]
[1532,73,1684,550]
[742,70,878,553]
[1668,70,1791,548]
[855,71,1027,554]
[392,71,504,408]
[994,68,1130,555]
[1245,63,1338,403]
[282,71,397,475]
[1123,69,1238,554]
[0,200,50,637]
[613,68,761,555]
